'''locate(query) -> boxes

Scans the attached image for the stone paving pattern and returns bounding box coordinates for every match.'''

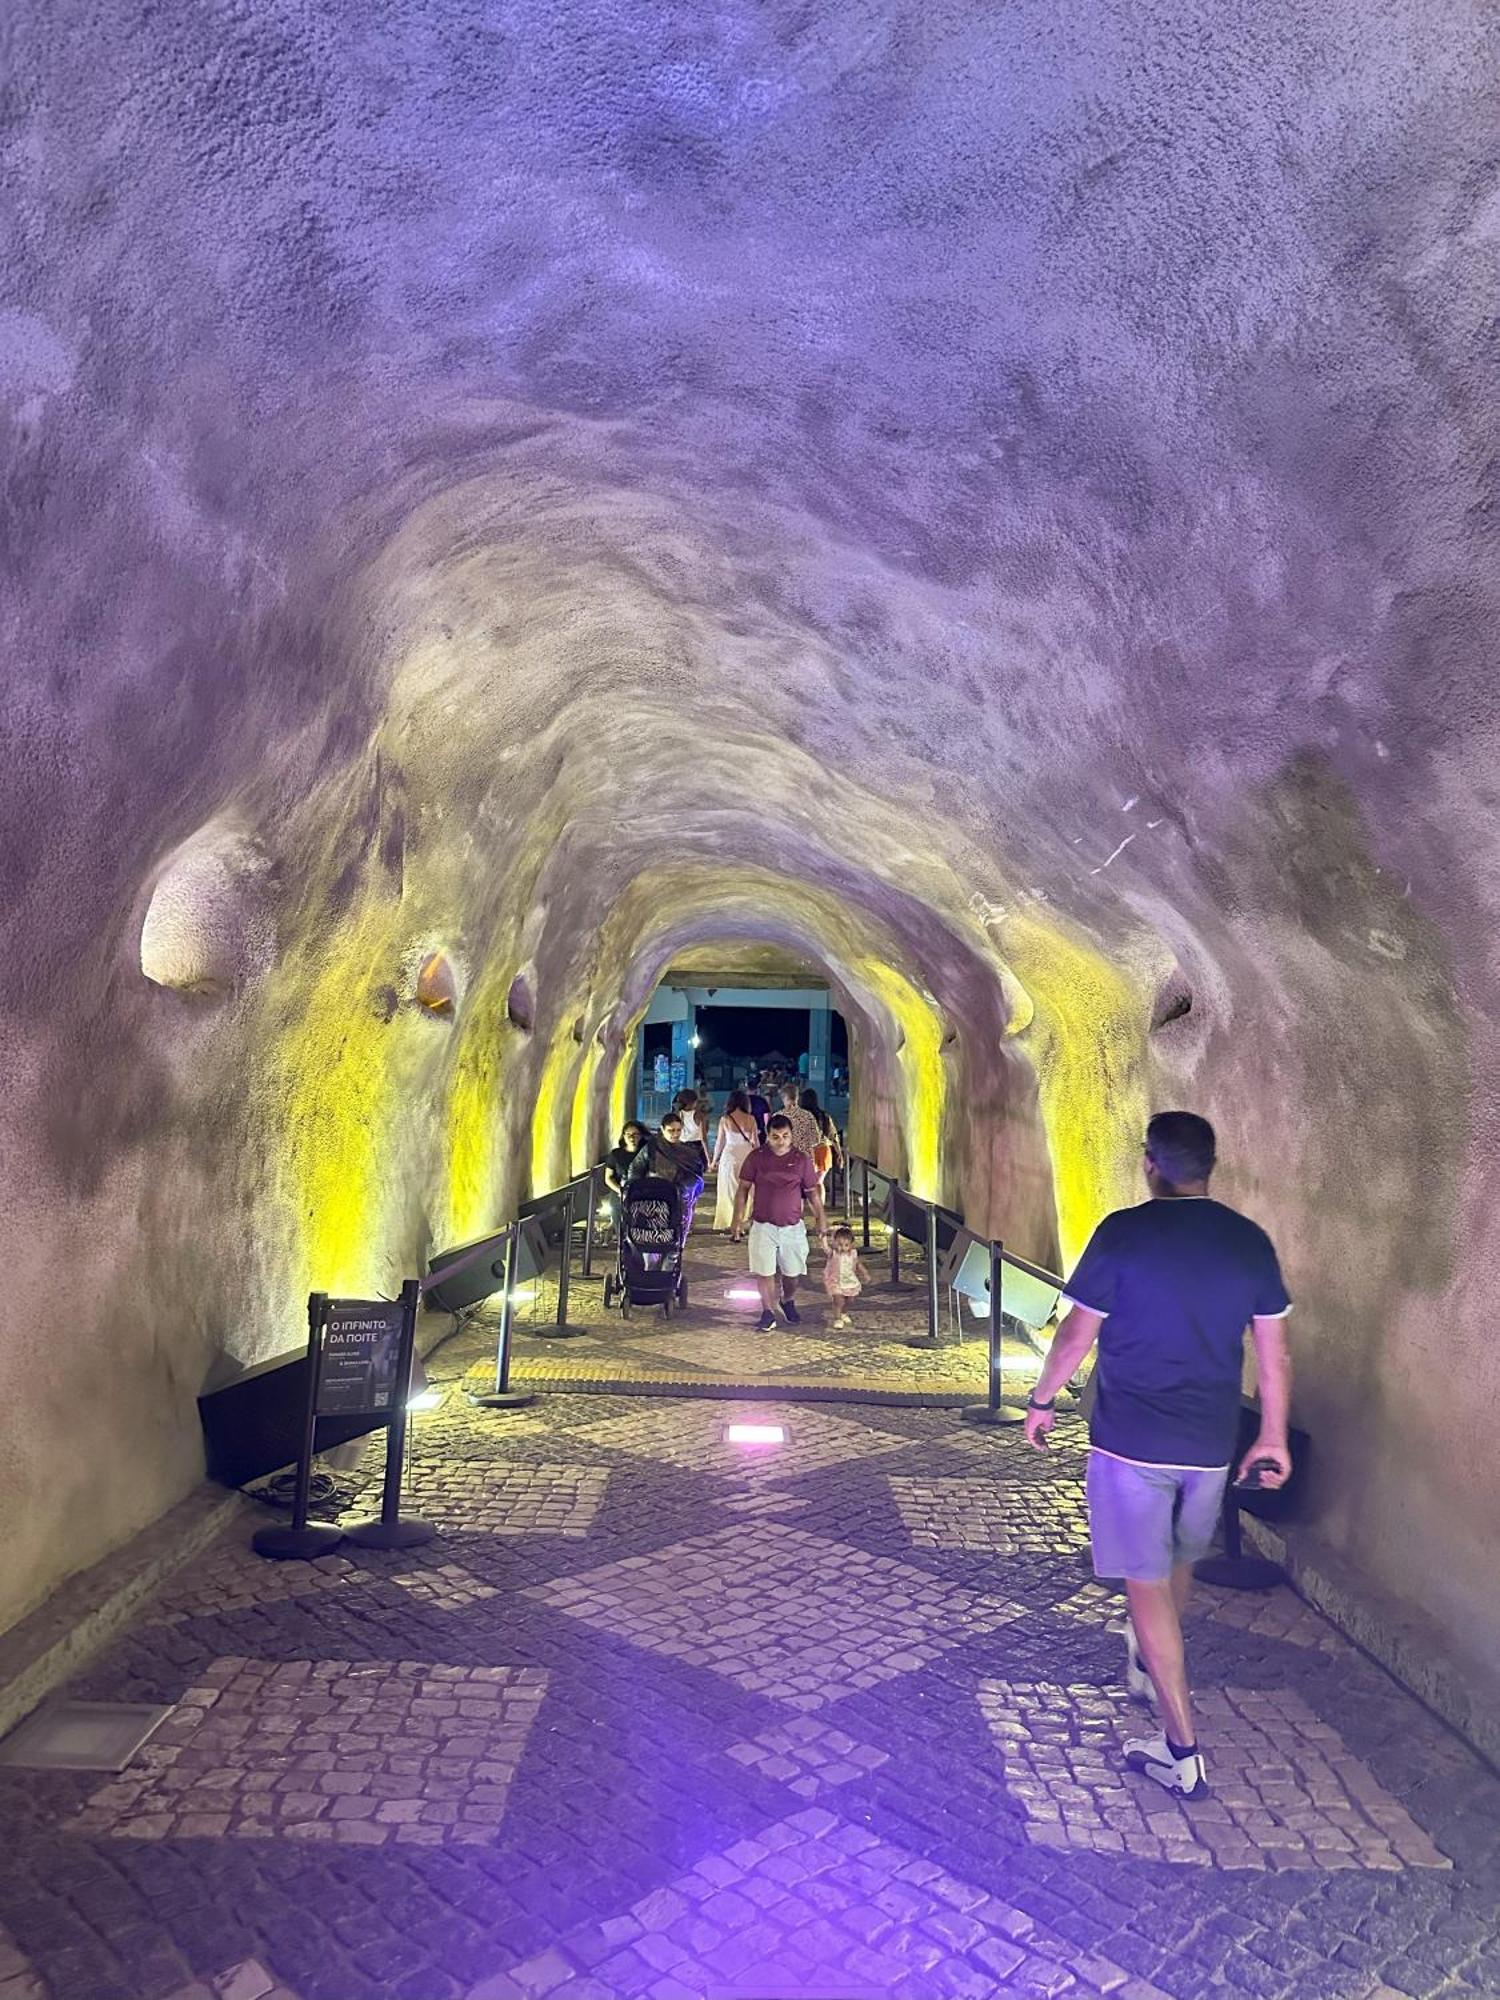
[483,1221,1018,1401]
[887,1472,1092,1556]
[416,1463,610,1540]
[69,1660,548,1850]
[2,1387,1499,2000]
[526,1521,1025,1709]
[978,1684,1451,1873]
[723,1719,890,1799]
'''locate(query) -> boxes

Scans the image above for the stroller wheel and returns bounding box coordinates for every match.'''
[621,1298,631,1319]
[602,1276,614,1309]
[676,1279,688,1307]
[661,1300,672,1318]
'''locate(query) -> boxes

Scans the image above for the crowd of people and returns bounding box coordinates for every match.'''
[600,1069,852,1326]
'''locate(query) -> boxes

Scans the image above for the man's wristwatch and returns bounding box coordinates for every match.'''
[1026,1393,1056,1411]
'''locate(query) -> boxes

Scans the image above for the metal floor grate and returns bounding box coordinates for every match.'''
[0,1700,176,1772]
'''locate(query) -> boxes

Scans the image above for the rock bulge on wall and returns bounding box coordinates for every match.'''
[1,0,1498,1713]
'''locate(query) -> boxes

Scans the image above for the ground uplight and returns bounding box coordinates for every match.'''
[724,1423,787,1446]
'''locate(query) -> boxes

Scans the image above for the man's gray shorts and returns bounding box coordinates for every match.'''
[1085,1452,1229,1582]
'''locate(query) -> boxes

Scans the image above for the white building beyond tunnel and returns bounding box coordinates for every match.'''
[1,0,1498,1752]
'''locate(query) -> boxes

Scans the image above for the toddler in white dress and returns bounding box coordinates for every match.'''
[822,1226,872,1327]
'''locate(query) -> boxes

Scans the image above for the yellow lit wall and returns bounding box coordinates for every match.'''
[1004,916,1147,1264]
[264,899,408,1299]
[608,1038,632,1141]
[853,958,945,1202]
[569,1041,602,1173]
[530,1029,577,1193]
[443,969,510,1244]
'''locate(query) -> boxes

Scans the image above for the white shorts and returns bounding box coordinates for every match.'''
[748,1221,809,1278]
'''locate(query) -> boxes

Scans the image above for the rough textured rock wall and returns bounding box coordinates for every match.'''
[2,0,1498,1700]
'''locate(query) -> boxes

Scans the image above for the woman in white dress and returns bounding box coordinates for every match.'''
[710,1088,761,1230]
[675,1089,705,1143]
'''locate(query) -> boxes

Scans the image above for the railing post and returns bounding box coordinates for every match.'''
[469,1228,535,1409]
[890,1205,900,1287]
[582,1166,598,1278]
[1194,1484,1286,1591]
[960,1240,1026,1426]
[556,1187,572,1326]
[843,1151,852,1226]
[860,1159,871,1249]
[987,1240,1003,1414]
[497,1232,516,1389]
[905,1197,946,1351]
[535,1185,588,1339]
[926,1203,940,1341]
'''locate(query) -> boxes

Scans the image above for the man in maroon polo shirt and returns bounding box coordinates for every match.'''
[731,1114,830,1331]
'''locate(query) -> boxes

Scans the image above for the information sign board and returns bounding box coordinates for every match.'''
[316,1301,405,1416]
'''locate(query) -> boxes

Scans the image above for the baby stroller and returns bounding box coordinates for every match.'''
[603,1174,690,1316]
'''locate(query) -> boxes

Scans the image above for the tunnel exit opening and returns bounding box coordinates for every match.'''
[632,974,848,1130]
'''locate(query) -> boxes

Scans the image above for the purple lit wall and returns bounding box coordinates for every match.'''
[2,0,1498,1726]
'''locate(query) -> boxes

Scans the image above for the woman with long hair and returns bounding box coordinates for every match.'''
[674,1088,707,1144]
[710,1087,761,1231]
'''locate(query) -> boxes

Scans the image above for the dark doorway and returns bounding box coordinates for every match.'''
[697,1006,810,1083]
[693,1007,849,1118]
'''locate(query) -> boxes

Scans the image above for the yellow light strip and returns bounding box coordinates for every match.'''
[1003,916,1147,1264]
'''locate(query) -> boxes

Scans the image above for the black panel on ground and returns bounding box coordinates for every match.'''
[197,1353,384,1489]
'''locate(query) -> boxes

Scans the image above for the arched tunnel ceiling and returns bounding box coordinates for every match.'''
[3,0,1500,1705]
[661,944,828,987]
[7,0,1499,948]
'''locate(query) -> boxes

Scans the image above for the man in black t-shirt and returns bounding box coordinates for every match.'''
[1023,1112,1293,1801]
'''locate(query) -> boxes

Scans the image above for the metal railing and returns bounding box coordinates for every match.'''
[427,1165,606,1411]
[440,1144,1061,1428]
[843,1152,1064,1426]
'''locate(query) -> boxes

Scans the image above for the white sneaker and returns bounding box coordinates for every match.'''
[1123,1730,1209,1799]
[1124,1624,1156,1706]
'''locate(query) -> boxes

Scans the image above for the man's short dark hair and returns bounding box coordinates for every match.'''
[1146,1111,1216,1185]
[766,1113,793,1133]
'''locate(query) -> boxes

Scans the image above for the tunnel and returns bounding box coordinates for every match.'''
[2,4,1500,1982]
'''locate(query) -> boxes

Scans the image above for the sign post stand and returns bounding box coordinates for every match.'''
[253,1281,435,1561]
[345,1279,435,1551]
[251,1294,350,1561]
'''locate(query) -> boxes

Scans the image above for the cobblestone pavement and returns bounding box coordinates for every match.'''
[471,1220,1036,1403]
[2,1392,1498,2000]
